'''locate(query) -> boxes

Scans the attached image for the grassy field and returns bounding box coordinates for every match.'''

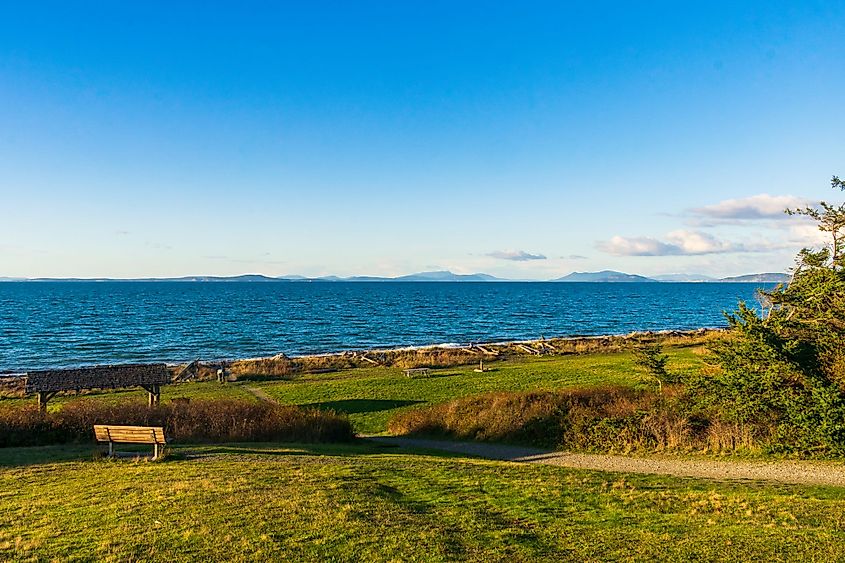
[2,442,845,562]
[2,346,707,433]
[4,345,845,561]
[252,346,706,433]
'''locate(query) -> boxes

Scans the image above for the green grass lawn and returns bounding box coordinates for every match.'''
[1,442,844,562]
[254,346,706,433]
[1,346,707,433]
[4,347,845,561]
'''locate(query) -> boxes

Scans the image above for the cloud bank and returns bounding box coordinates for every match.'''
[598,230,777,256]
[486,250,547,261]
[598,193,819,259]
[691,194,811,220]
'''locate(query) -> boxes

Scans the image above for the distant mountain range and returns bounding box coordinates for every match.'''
[650,273,717,282]
[552,270,657,283]
[552,271,789,283]
[718,273,791,283]
[1,270,791,283]
[0,271,504,283]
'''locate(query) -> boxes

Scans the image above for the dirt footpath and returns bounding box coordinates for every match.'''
[368,436,845,487]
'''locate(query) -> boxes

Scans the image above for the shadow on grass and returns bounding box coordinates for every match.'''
[0,444,96,467]
[172,440,408,460]
[0,439,474,468]
[301,399,424,415]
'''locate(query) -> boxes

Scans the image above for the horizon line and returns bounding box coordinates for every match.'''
[0,269,792,283]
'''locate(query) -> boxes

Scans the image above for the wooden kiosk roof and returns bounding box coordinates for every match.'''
[25,363,170,394]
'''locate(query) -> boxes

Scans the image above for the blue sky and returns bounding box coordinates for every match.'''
[1,1,843,279]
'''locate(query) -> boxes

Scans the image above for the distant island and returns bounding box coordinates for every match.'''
[552,271,657,283]
[1,270,791,283]
[552,271,790,283]
[717,273,792,283]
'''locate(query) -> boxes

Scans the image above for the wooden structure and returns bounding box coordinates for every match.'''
[175,359,201,382]
[472,344,500,356]
[25,363,170,411]
[516,344,542,356]
[474,358,490,373]
[403,367,431,378]
[94,425,167,460]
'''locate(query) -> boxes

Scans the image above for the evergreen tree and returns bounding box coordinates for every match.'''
[707,177,845,453]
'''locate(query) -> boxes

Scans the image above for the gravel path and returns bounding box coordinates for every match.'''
[368,436,845,487]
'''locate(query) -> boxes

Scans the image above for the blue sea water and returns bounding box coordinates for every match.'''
[0,282,771,371]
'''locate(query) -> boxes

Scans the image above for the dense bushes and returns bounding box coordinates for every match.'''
[0,399,354,447]
[696,177,845,454]
[388,387,768,454]
[699,310,845,455]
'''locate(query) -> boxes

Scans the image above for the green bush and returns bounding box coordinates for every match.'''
[698,176,845,454]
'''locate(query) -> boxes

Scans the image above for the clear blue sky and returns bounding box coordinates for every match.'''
[1,1,843,279]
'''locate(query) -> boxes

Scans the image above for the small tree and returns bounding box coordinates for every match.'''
[632,342,670,392]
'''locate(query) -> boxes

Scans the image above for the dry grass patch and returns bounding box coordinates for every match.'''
[389,386,769,454]
[0,399,354,447]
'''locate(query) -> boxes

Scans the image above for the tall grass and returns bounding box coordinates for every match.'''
[0,399,354,447]
[0,376,24,398]
[388,386,769,454]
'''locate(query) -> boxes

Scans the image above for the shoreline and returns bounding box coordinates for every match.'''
[0,327,722,378]
[244,326,720,361]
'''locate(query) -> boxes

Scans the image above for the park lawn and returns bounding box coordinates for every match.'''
[1,346,706,433]
[1,442,845,562]
[255,346,707,433]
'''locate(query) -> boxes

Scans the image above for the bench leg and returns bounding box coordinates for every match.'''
[153,443,159,460]
[108,441,113,457]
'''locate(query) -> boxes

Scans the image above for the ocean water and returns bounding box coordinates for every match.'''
[0,281,771,371]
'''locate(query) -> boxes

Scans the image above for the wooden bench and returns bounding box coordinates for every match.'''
[403,367,431,378]
[94,425,167,460]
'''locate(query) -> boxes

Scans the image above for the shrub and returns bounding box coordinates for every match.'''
[388,387,769,454]
[0,399,354,447]
[631,343,673,391]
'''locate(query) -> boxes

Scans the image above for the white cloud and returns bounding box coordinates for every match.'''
[787,223,827,247]
[691,194,812,220]
[486,250,547,261]
[597,193,826,261]
[598,236,683,256]
[666,230,738,254]
[598,230,781,256]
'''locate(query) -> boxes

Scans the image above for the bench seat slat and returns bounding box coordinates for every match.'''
[94,425,166,444]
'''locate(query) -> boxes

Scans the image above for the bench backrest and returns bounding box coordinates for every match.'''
[94,425,166,444]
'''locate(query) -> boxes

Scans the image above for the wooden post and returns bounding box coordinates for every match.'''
[146,384,160,407]
[37,391,56,413]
